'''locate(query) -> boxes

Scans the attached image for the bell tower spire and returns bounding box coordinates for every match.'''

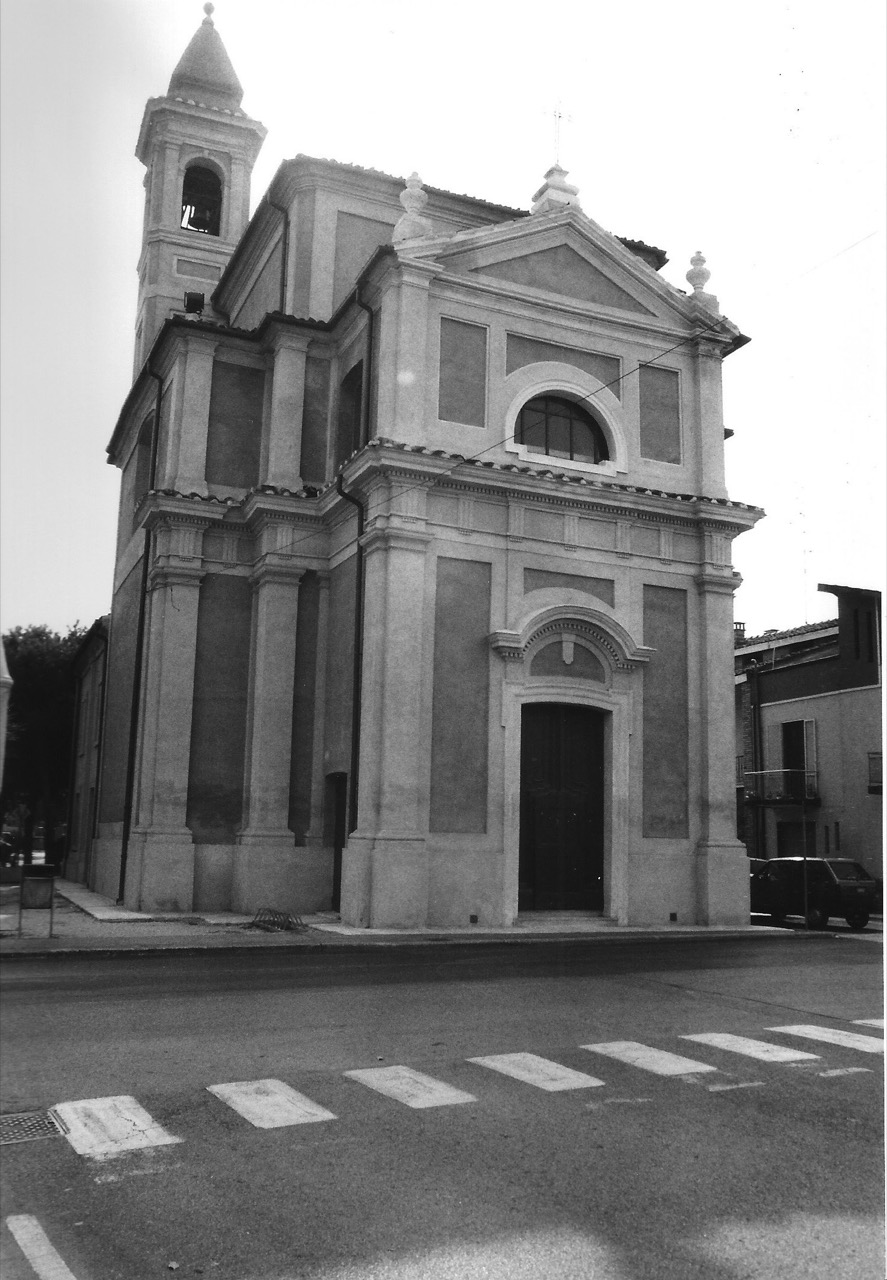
[133,3,266,373]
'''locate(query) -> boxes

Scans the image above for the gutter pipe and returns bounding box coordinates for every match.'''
[335,286,375,839]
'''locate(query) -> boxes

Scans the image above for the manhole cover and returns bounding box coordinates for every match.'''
[0,1111,67,1144]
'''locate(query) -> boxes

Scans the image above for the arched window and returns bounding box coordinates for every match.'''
[515,394,609,464]
[181,165,222,235]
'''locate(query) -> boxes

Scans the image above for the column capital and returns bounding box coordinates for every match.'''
[249,560,306,589]
[361,525,433,558]
[265,325,313,356]
[148,565,205,591]
[695,571,740,596]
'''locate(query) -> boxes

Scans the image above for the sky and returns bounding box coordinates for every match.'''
[1,0,884,639]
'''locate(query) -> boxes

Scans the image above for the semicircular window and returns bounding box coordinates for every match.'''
[516,394,608,464]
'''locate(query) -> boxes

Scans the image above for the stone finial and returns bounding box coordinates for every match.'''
[685,250,719,313]
[203,2,214,20]
[686,251,711,292]
[531,164,581,215]
[393,172,434,244]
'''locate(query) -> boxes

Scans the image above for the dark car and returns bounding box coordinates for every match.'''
[750,857,878,930]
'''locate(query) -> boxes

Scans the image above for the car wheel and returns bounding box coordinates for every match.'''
[805,905,829,929]
[845,912,869,931]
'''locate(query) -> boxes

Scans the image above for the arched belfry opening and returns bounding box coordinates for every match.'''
[181,164,222,235]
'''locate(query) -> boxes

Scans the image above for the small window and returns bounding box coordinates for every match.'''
[515,394,608,464]
[181,165,222,236]
[868,752,882,795]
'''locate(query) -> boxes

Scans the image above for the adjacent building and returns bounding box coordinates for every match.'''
[85,8,763,926]
[734,585,882,877]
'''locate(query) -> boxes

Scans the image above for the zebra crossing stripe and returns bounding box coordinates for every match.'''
[4,1216,79,1280]
[766,1025,885,1053]
[344,1065,476,1108]
[52,1096,182,1158]
[852,1019,884,1029]
[468,1052,606,1091]
[207,1079,336,1127]
[580,1041,717,1076]
[681,1033,819,1063]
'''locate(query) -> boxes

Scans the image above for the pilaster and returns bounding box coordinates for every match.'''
[694,336,728,499]
[127,534,205,911]
[694,570,748,924]
[340,523,432,928]
[389,262,436,441]
[261,329,310,490]
[172,333,218,494]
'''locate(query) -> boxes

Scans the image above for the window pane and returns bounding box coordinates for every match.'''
[518,406,546,452]
[547,412,571,458]
[571,418,600,463]
[516,394,609,464]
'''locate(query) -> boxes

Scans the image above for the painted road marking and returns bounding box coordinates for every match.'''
[468,1053,606,1091]
[681,1033,819,1063]
[344,1066,476,1108]
[852,1019,884,1029]
[207,1079,336,1128]
[580,1042,717,1076]
[707,1081,765,1092]
[766,1025,885,1054]
[819,1067,874,1077]
[5,1215,79,1280]
[52,1096,182,1158]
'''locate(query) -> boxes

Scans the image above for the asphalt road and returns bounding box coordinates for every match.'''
[1,937,883,1280]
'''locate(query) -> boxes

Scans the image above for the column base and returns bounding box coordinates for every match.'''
[340,832,429,928]
[90,823,123,900]
[128,829,196,913]
[695,840,751,926]
[231,836,333,916]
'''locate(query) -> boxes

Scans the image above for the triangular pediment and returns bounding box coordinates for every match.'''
[468,243,654,314]
[428,213,678,318]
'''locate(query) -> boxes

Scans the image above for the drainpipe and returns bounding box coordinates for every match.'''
[335,286,376,836]
[336,473,365,838]
[118,366,163,904]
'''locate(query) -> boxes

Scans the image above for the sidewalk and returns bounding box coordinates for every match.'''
[0,877,859,959]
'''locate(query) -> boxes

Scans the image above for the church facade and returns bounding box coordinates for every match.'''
[89,8,763,927]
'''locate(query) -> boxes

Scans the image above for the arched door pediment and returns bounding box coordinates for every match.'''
[490,602,653,674]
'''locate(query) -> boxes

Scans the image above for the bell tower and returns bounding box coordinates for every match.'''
[133,3,266,373]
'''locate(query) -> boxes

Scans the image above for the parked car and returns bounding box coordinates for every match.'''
[750,857,878,930]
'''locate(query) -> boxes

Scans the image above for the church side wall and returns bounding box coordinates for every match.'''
[91,560,142,898]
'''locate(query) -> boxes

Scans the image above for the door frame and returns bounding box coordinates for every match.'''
[502,678,634,922]
[518,700,608,911]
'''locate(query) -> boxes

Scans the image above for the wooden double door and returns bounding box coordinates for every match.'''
[519,703,606,911]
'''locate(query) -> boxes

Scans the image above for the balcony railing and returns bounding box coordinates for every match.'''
[743,768,820,805]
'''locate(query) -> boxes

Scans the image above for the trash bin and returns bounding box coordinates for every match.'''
[18,872,56,938]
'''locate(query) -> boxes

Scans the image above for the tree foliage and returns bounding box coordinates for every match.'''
[1,623,86,859]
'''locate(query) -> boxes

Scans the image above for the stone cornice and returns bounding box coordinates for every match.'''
[340,440,764,535]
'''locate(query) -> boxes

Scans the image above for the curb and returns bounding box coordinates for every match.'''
[0,927,824,962]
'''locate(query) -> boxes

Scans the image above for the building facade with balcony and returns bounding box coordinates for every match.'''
[84,8,763,927]
[734,586,882,876]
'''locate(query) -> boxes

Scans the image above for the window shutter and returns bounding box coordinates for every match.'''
[804,719,818,797]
